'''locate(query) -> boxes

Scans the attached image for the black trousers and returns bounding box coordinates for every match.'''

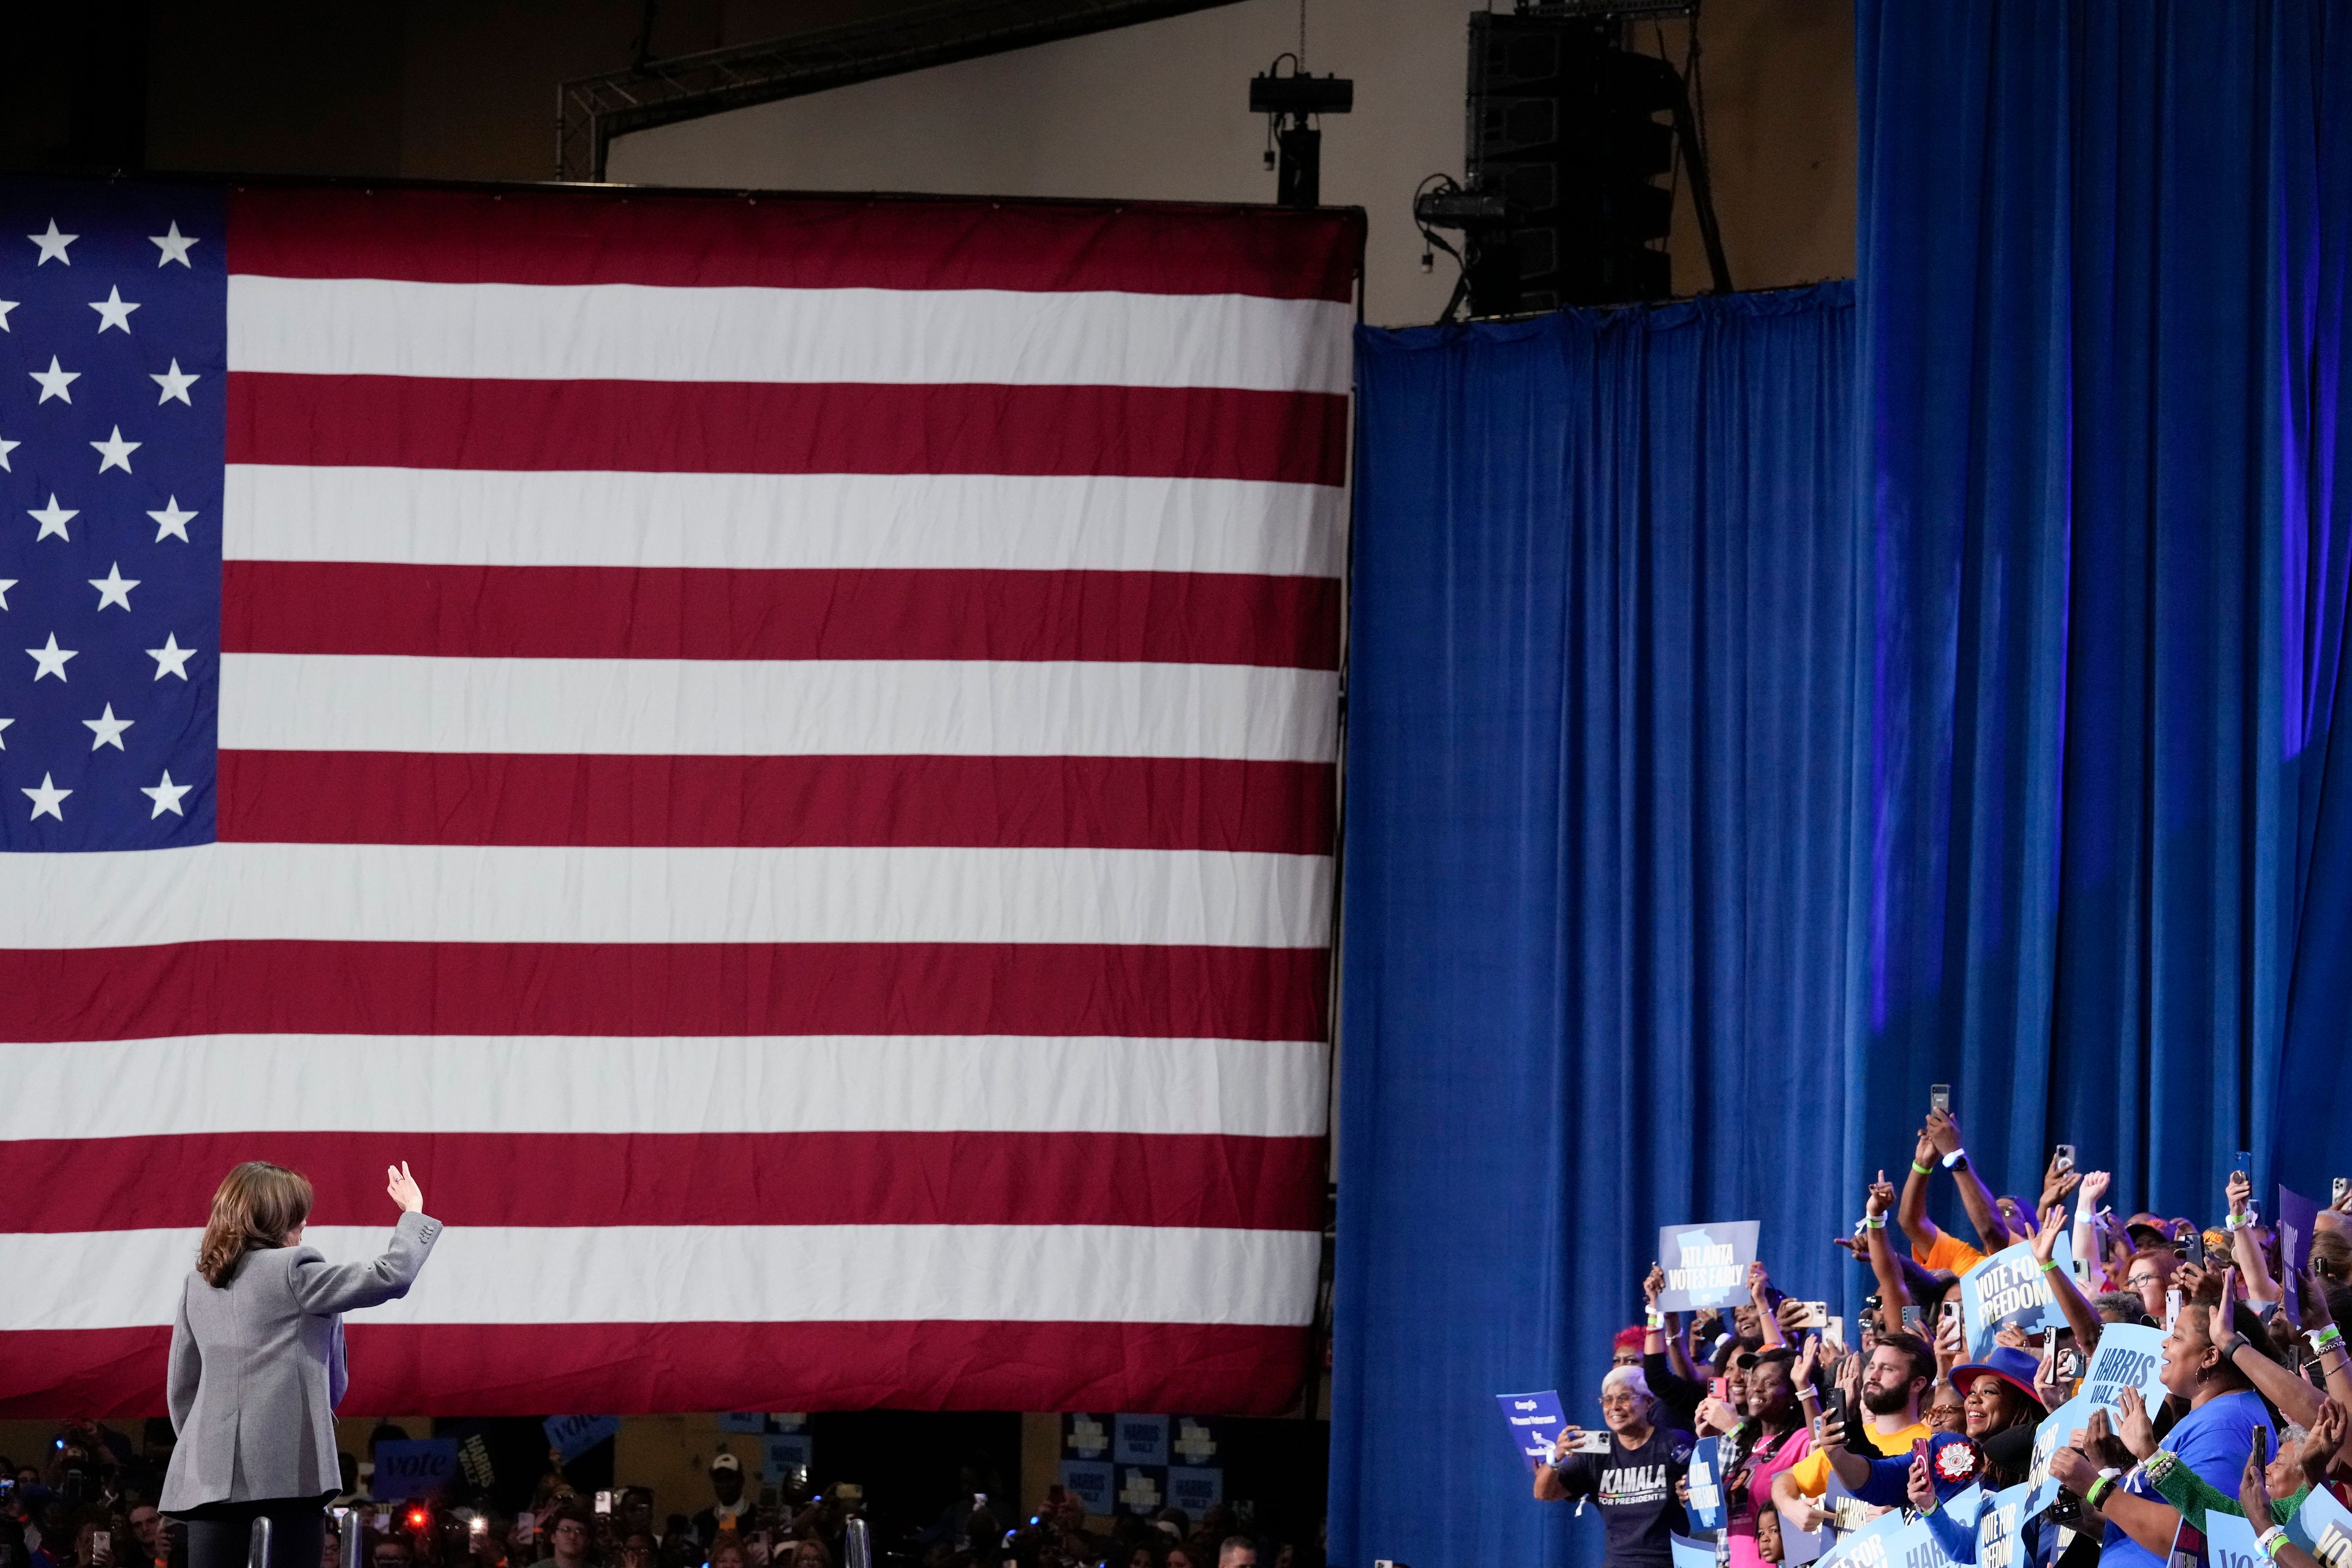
[172,1497,328,1568]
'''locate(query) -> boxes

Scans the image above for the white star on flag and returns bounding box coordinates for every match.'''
[27,633,78,681]
[0,578,13,609]
[89,563,139,611]
[89,287,140,334]
[30,356,79,402]
[143,769,192,818]
[0,717,11,748]
[28,221,76,265]
[0,299,15,331]
[149,497,197,542]
[152,360,200,405]
[146,633,196,680]
[83,704,134,752]
[91,426,140,473]
[0,434,16,470]
[23,772,69,822]
[151,222,199,267]
[29,495,77,542]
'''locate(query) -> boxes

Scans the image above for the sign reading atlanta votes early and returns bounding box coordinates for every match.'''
[1656,1221,1761,1312]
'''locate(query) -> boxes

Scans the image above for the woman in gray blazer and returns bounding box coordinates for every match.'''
[160,1159,443,1568]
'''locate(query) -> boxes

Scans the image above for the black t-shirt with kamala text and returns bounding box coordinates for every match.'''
[1548,1425,1695,1568]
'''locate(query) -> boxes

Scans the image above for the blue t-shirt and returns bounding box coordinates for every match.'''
[2098,1390,2275,1568]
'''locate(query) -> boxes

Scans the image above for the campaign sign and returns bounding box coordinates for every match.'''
[1114,1414,1170,1466]
[1672,1536,1717,1568]
[1813,1507,1912,1568]
[1496,1390,1569,1472]
[718,1412,767,1434]
[1684,1438,1728,1533]
[2079,1324,2168,1410]
[1959,1237,2075,1360]
[1063,1413,1112,1461]
[1976,1484,2029,1568]
[2286,1477,2352,1567]
[760,1434,812,1485]
[1657,1221,1762,1312]
[1058,1460,1114,1517]
[2025,1393,2101,1519]
[1777,1503,1830,1568]
[541,1414,620,1464]
[2168,1509,2263,1568]
[1943,1485,1985,1534]
[1167,1466,1223,1515]
[1170,1417,1221,1467]
[374,1438,461,1501]
[1114,1464,1167,1516]
[2280,1187,2321,1329]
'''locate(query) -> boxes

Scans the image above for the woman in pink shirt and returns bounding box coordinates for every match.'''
[1721,1348,1814,1568]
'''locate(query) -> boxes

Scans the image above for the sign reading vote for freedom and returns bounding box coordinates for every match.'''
[1977,1483,2029,1568]
[1656,1221,1761,1312]
[1496,1390,1569,1472]
[1958,1236,2073,1360]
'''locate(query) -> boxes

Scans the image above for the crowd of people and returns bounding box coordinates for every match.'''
[1536,1106,2352,1568]
[0,1428,1287,1568]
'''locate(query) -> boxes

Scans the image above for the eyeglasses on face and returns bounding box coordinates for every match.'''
[1598,1394,1642,1408]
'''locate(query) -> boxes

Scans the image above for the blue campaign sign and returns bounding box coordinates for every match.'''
[1113,1414,1169,1466]
[2286,1479,2352,1564]
[1814,1507,1912,1568]
[1672,1536,1717,1568]
[1975,1484,2029,1568]
[373,1438,461,1501]
[1495,1390,1569,1472]
[761,1434,812,1485]
[1063,1413,1112,1461]
[2079,1324,2168,1411]
[2202,1509,2263,1568]
[541,1414,621,1464]
[1114,1464,1168,1515]
[1167,1466,1223,1515]
[717,1412,767,1434]
[1684,1438,1728,1532]
[2025,1393,2100,1520]
[1959,1237,2073,1360]
[1777,1501,1831,1568]
[1059,1460,1114,1517]
[2280,1188,2321,1330]
[1657,1221,1762,1312]
[1169,1417,1221,1468]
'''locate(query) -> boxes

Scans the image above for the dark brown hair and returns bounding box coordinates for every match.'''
[197,1162,314,1287]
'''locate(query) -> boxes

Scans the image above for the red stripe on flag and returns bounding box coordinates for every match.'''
[4,1131,1327,1234]
[221,563,1341,668]
[226,187,1362,302]
[0,1321,1310,1417]
[225,374,1349,486]
[216,752,1335,851]
[0,941,1329,1043]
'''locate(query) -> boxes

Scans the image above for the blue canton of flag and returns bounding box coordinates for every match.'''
[0,183,223,850]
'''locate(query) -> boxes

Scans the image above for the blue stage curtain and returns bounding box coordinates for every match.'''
[1855,0,2352,1218]
[1329,284,1858,1568]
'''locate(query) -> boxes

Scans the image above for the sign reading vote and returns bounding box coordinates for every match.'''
[1113,1414,1169,1466]
[1684,1438,1727,1532]
[1976,1483,2029,1568]
[541,1414,621,1464]
[1958,1237,2073,1360]
[373,1439,461,1501]
[1494,1390,1568,1472]
[1656,1222,1761,1312]
[2286,1476,2352,1566]
[2079,1324,2168,1411]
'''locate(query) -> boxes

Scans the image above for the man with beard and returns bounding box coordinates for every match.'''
[1771,1332,1934,1518]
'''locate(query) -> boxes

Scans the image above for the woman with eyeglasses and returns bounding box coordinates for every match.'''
[1534,1366,1694,1568]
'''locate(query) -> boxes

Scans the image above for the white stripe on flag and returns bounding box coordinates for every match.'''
[4,1034,1330,1140]
[2,1223,1324,1330]
[0,843,1332,949]
[222,467,1346,576]
[225,277,1355,393]
[219,655,1339,760]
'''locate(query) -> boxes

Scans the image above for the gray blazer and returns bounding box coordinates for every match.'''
[159,1211,442,1512]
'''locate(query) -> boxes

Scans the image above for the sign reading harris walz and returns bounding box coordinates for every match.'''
[1655,1221,1761,1313]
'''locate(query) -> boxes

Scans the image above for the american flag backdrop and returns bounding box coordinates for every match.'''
[0,181,1357,1416]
